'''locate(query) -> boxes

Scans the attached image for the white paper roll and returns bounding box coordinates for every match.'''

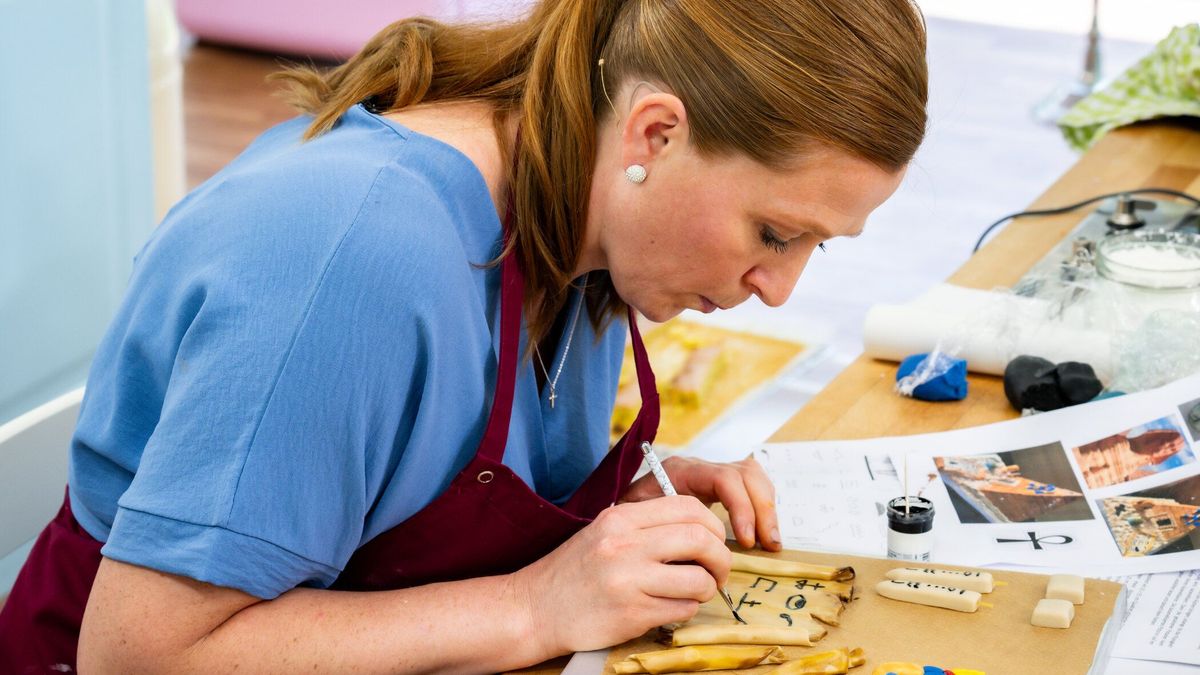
[862,285,1114,381]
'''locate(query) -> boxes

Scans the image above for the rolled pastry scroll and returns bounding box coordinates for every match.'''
[672,622,826,647]
[771,647,866,674]
[726,571,854,603]
[732,552,855,581]
[885,567,994,593]
[874,580,981,613]
[690,575,846,627]
[611,645,786,674]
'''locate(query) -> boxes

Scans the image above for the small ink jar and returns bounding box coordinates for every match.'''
[886,496,935,561]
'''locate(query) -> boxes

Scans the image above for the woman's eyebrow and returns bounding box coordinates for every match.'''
[780,216,863,240]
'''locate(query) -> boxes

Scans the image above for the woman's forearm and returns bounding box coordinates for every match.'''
[192,576,546,673]
[80,558,550,674]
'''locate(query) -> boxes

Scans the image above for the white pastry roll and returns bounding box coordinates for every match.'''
[874,579,981,613]
[885,567,994,593]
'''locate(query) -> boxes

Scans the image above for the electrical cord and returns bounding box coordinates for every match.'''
[971,188,1200,253]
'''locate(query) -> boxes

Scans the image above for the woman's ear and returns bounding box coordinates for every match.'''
[620,91,688,169]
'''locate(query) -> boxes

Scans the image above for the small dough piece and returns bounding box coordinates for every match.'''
[671,623,825,647]
[885,567,994,593]
[731,552,855,581]
[1045,574,1085,605]
[611,645,785,674]
[772,647,865,674]
[1031,598,1075,628]
[875,579,981,613]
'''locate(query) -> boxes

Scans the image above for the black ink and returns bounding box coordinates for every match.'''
[785,594,808,610]
[750,576,778,593]
[735,593,762,611]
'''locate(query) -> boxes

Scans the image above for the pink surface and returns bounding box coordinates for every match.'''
[177,0,536,60]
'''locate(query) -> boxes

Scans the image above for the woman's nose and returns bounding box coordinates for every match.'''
[745,248,814,307]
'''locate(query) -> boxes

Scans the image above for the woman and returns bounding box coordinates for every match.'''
[0,0,926,671]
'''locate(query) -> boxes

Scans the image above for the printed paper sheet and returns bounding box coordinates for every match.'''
[761,372,1200,576]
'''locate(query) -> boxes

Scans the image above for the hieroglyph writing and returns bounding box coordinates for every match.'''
[996,531,1075,550]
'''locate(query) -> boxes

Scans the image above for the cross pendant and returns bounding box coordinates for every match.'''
[548,388,557,409]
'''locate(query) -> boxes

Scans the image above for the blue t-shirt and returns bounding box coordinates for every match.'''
[67,104,626,599]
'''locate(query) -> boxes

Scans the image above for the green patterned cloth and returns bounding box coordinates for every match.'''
[1059,24,1200,151]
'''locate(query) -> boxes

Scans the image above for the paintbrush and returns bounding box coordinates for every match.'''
[640,441,747,625]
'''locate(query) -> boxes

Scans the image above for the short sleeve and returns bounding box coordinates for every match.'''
[102,167,463,599]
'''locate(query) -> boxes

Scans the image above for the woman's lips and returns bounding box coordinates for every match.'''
[699,296,718,313]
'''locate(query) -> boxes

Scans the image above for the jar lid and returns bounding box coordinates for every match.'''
[887,496,935,533]
[1096,230,1200,290]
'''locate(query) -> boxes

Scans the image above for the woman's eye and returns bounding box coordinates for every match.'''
[759,226,789,254]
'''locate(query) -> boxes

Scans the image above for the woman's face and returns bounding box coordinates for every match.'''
[585,93,906,322]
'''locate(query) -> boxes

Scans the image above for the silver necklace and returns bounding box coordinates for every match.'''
[534,276,587,409]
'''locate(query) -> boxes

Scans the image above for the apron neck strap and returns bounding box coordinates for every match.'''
[476,218,524,462]
[625,305,659,443]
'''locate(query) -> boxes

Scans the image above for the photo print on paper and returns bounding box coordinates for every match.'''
[934,443,1093,524]
[1178,396,1200,443]
[1072,415,1195,490]
[1097,473,1200,557]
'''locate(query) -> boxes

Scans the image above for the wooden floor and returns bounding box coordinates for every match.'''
[182,43,317,188]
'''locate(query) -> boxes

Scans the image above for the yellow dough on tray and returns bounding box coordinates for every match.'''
[771,647,866,674]
[732,552,855,582]
[671,622,826,647]
[611,645,786,674]
[610,319,805,447]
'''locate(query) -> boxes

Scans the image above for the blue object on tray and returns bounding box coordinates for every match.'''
[896,352,968,402]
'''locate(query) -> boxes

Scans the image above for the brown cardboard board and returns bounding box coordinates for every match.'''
[602,548,1123,675]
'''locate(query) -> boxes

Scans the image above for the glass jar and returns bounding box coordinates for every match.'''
[1093,230,1200,391]
[1096,230,1200,290]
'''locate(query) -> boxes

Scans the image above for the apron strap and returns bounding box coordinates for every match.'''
[476,224,525,463]
[625,305,659,442]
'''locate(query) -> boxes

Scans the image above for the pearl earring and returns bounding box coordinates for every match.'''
[624,164,647,184]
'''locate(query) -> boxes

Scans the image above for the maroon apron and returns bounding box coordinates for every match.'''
[0,228,660,669]
[335,238,660,590]
[0,489,104,673]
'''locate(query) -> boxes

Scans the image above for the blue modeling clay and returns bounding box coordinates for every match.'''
[896,352,968,402]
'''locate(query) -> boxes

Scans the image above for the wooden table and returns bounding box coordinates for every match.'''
[517,119,1200,675]
[771,119,1200,443]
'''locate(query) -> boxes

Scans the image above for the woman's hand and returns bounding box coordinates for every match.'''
[512,496,731,656]
[619,454,782,552]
